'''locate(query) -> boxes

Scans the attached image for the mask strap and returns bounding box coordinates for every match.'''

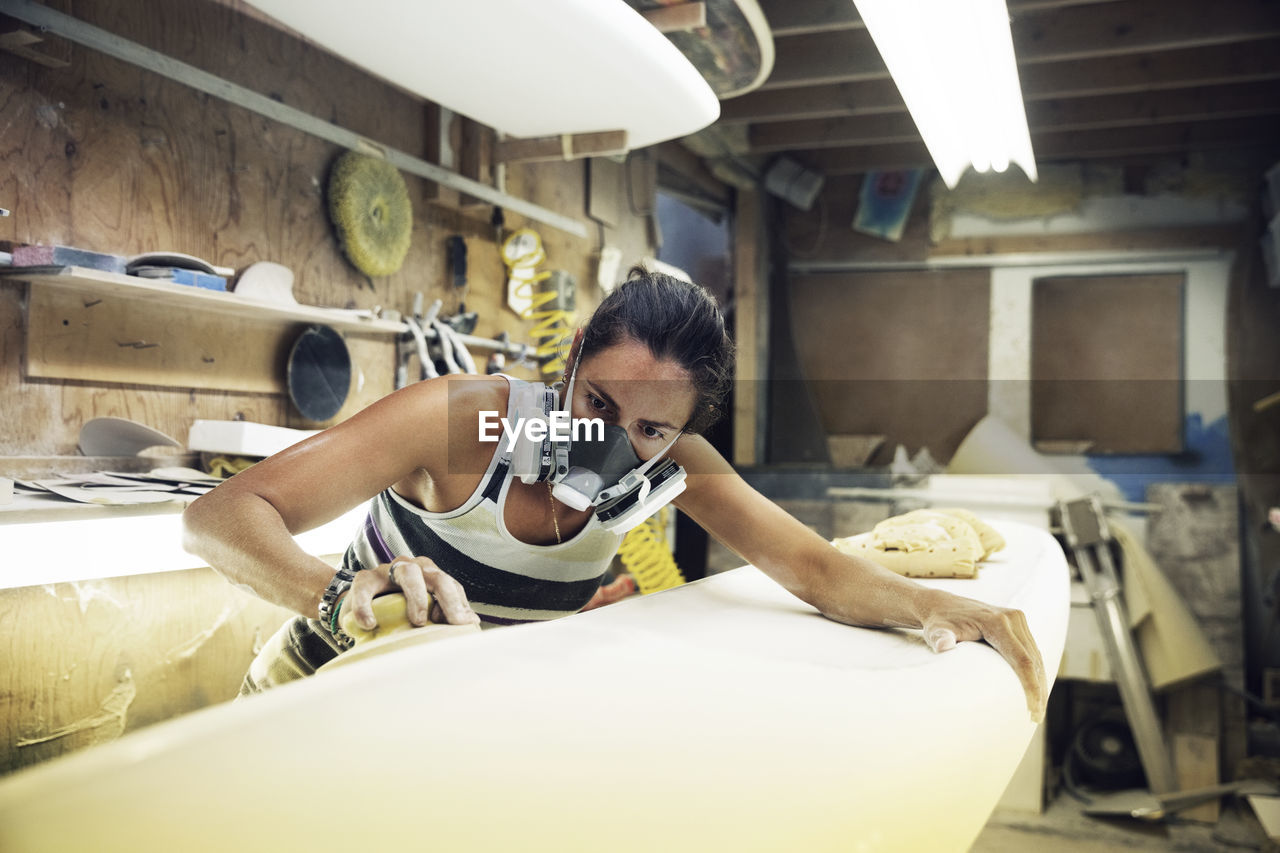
[559,340,582,416]
[561,338,683,479]
[634,430,682,476]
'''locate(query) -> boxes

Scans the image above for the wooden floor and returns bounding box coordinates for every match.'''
[973,794,1258,852]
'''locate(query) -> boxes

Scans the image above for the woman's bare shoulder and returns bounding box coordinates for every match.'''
[374,374,508,422]
[442,373,510,415]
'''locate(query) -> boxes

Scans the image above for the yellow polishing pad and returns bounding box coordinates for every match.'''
[339,592,420,645]
[322,593,480,673]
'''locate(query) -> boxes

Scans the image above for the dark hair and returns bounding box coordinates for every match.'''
[581,265,734,434]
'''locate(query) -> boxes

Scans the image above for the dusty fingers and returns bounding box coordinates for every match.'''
[390,557,480,626]
[387,558,434,625]
[922,602,1047,724]
[979,608,1047,723]
[344,566,390,631]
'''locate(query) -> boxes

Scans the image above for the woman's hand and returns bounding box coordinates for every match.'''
[341,556,481,630]
[919,591,1047,723]
[580,575,638,611]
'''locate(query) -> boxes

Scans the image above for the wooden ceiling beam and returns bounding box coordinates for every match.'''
[1011,0,1280,64]
[798,115,1280,174]
[759,0,1126,37]
[1026,81,1280,134]
[720,79,903,124]
[761,0,1280,90]
[748,81,1280,151]
[797,142,934,176]
[1031,116,1280,161]
[725,39,1280,124]
[759,0,860,37]
[1017,38,1280,100]
[750,113,917,152]
[763,29,883,89]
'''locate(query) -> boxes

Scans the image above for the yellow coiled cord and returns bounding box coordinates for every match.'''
[617,506,686,595]
[502,228,575,379]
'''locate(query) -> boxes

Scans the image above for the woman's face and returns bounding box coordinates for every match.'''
[569,336,698,461]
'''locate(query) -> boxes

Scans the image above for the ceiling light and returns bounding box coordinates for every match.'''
[853,0,1037,188]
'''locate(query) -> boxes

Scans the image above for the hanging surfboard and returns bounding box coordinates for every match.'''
[245,0,720,149]
[623,0,776,98]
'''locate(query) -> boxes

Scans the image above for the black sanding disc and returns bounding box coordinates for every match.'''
[287,325,352,422]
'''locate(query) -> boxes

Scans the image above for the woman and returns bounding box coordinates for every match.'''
[182,268,1046,718]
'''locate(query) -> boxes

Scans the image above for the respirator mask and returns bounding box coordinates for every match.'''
[507,356,687,534]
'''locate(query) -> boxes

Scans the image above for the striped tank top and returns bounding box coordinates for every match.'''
[340,377,622,626]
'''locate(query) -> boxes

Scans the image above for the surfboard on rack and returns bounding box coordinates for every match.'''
[0,521,1068,852]
[624,0,775,98]
[245,0,720,150]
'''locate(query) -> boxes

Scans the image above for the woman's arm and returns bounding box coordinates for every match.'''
[671,435,1047,722]
[181,377,477,622]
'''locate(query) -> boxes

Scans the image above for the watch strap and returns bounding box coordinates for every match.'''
[318,565,357,650]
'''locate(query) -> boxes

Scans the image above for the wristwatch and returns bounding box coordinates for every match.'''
[318,565,357,650]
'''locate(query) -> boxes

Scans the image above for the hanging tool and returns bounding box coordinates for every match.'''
[486,333,510,374]
[396,290,537,388]
[500,228,576,379]
[397,293,441,388]
[440,322,477,374]
[445,234,478,334]
[431,318,463,374]
[1057,496,1179,795]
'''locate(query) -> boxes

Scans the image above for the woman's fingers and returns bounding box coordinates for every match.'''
[388,558,433,626]
[978,609,1047,723]
[924,604,1048,724]
[345,567,391,631]
[343,557,479,631]
[399,557,480,626]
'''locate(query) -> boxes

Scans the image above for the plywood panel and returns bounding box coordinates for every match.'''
[788,269,990,464]
[733,188,762,465]
[0,0,651,457]
[1,280,292,455]
[27,286,294,392]
[1030,273,1184,453]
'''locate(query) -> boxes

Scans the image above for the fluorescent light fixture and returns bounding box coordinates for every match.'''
[1,505,366,590]
[853,0,1037,188]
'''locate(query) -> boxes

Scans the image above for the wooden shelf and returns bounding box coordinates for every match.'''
[1,265,408,335]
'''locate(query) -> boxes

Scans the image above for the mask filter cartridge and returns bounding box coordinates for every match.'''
[552,424,639,511]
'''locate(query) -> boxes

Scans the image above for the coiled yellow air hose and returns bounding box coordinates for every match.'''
[501,228,575,379]
[617,506,686,595]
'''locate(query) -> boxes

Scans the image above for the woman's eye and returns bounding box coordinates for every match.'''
[641,425,664,440]
[587,394,607,411]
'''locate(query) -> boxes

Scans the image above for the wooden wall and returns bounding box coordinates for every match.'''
[1225,214,1280,695]
[772,170,1257,467]
[0,0,651,457]
[788,268,990,465]
[0,0,654,773]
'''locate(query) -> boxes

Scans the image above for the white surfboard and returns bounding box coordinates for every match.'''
[246,0,721,150]
[0,521,1068,852]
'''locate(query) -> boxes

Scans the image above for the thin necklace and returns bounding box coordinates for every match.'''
[546,481,561,544]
